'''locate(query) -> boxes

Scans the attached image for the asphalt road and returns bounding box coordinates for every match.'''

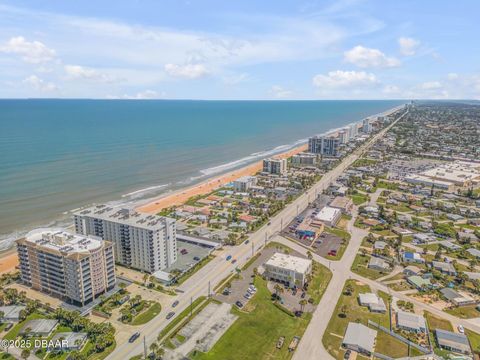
[107,113,405,360]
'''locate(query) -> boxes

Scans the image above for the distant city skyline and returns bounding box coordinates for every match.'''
[0,0,479,100]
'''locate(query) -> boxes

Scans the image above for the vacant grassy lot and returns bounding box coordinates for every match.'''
[307,261,332,304]
[445,304,480,319]
[190,276,317,360]
[322,280,408,359]
[351,193,368,205]
[131,301,162,325]
[351,253,389,280]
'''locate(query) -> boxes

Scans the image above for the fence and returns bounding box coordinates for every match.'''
[368,320,431,355]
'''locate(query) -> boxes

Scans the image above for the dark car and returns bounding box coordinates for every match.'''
[129,332,140,343]
[166,312,175,319]
[172,300,179,307]
[235,301,243,308]
[244,240,250,244]
[344,349,351,359]
[231,259,237,264]
[193,256,200,261]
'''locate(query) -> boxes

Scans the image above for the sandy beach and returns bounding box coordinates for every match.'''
[0,248,19,274]
[137,143,308,214]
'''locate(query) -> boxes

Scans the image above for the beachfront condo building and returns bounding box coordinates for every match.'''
[16,228,116,306]
[291,152,319,166]
[349,123,359,139]
[308,136,340,156]
[362,118,372,133]
[233,175,257,192]
[263,158,287,175]
[338,130,349,144]
[73,205,177,273]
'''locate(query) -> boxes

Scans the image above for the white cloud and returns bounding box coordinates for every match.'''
[312,70,378,88]
[344,45,400,68]
[64,65,118,82]
[164,63,209,79]
[269,85,293,99]
[398,37,420,56]
[420,81,442,90]
[382,85,400,95]
[447,73,459,80]
[22,75,57,91]
[1,36,55,63]
[107,90,164,100]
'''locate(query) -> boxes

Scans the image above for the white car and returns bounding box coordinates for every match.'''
[244,293,252,300]
[458,325,465,334]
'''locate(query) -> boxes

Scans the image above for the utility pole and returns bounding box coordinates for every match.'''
[296,204,299,216]
[264,231,268,246]
[208,281,211,298]
[190,296,193,317]
[280,218,283,231]
[143,336,147,359]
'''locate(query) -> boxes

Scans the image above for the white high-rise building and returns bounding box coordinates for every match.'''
[74,205,177,273]
[16,228,116,306]
[263,158,287,175]
[308,136,340,156]
[362,118,372,133]
[349,123,359,139]
[338,130,349,144]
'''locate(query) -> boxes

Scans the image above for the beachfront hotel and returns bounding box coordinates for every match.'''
[16,228,116,306]
[308,136,340,156]
[263,158,287,175]
[73,205,177,273]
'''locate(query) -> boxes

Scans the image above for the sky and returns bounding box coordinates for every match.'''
[0,0,479,100]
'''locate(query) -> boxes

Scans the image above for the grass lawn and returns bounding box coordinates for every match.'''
[87,340,116,360]
[0,353,15,360]
[322,280,396,359]
[425,311,453,358]
[387,281,413,292]
[190,277,314,360]
[350,254,390,280]
[375,331,410,358]
[131,302,162,325]
[307,261,332,305]
[466,329,480,356]
[324,227,351,241]
[351,193,368,205]
[445,304,480,319]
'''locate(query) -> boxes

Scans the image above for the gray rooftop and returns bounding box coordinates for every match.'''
[342,322,377,353]
[20,319,58,335]
[435,329,470,353]
[75,205,174,231]
[397,311,426,331]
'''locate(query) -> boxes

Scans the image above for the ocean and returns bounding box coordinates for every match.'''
[0,99,404,248]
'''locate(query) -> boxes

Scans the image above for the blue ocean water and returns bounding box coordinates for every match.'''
[0,99,404,244]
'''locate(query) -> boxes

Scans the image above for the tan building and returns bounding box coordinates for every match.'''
[16,228,116,306]
[264,253,312,289]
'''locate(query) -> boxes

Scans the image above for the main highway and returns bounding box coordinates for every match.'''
[108,111,405,360]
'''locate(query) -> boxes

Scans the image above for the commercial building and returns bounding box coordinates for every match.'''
[396,311,426,333]
[262,158,287,175]
[233,176,257,192]
[435,329,471,354]
[308,136,340,156]
[74,205,177,273]
[264,253,312,289]
[291,152,319,166]
[315,206,341,227]
[329,196,353,214]
[342,322,377,356]
[16,228,116,306]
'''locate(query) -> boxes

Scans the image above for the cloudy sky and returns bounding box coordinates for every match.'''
[0,0,479,99]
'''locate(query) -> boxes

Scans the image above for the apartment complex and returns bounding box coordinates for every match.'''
[362,118,372,133]
[233,176,257,192]
[308,136,340,156]
[16,228,115,306]
[262,158,287,175]
[74,205,177,273]
[291,152,318,166]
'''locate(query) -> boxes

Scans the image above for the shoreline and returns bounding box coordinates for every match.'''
[136,143,308,213]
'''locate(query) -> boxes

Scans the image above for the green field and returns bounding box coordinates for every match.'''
[351,193,368,205]
[190,277,317,360]
[322,280,408,359]
[307,261,332,304]
[445,304,480,319]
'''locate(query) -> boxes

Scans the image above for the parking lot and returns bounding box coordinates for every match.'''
[311,232,342,257]
[165,239,213,273]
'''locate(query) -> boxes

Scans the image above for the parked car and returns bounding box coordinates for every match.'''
[166,312,175,319]
[172,300,179,308]
[231,259,237,264]
[244,293,252,300]
[226,255,232,261]
[458,325,465,333]
[193,256,200,261]
[180,249,188,255]
[129,332,141,343]
[276,336,285,349]
[245,240,250,244]
[235,301,243,308]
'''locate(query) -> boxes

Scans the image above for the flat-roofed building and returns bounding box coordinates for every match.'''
[329,196,353,214]
[368,257,389,272]
[342,322,377,356]
[308,136,340,156]
[233,176,257,192]
[315,206,341,227]
[20,319,58,337]
[262,158,287,175]
[16,228,115,306]
[435,329,471,354]
[358,293,387,313]
[74,205,177,273]
[264,253,312,289]
[396,311,426,333]
[0,305,25,322]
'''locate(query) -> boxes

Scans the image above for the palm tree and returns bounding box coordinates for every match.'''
[340,304,348,318]
[21,349,30,359]
[306,251,313,260]
[299,299,307,312]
